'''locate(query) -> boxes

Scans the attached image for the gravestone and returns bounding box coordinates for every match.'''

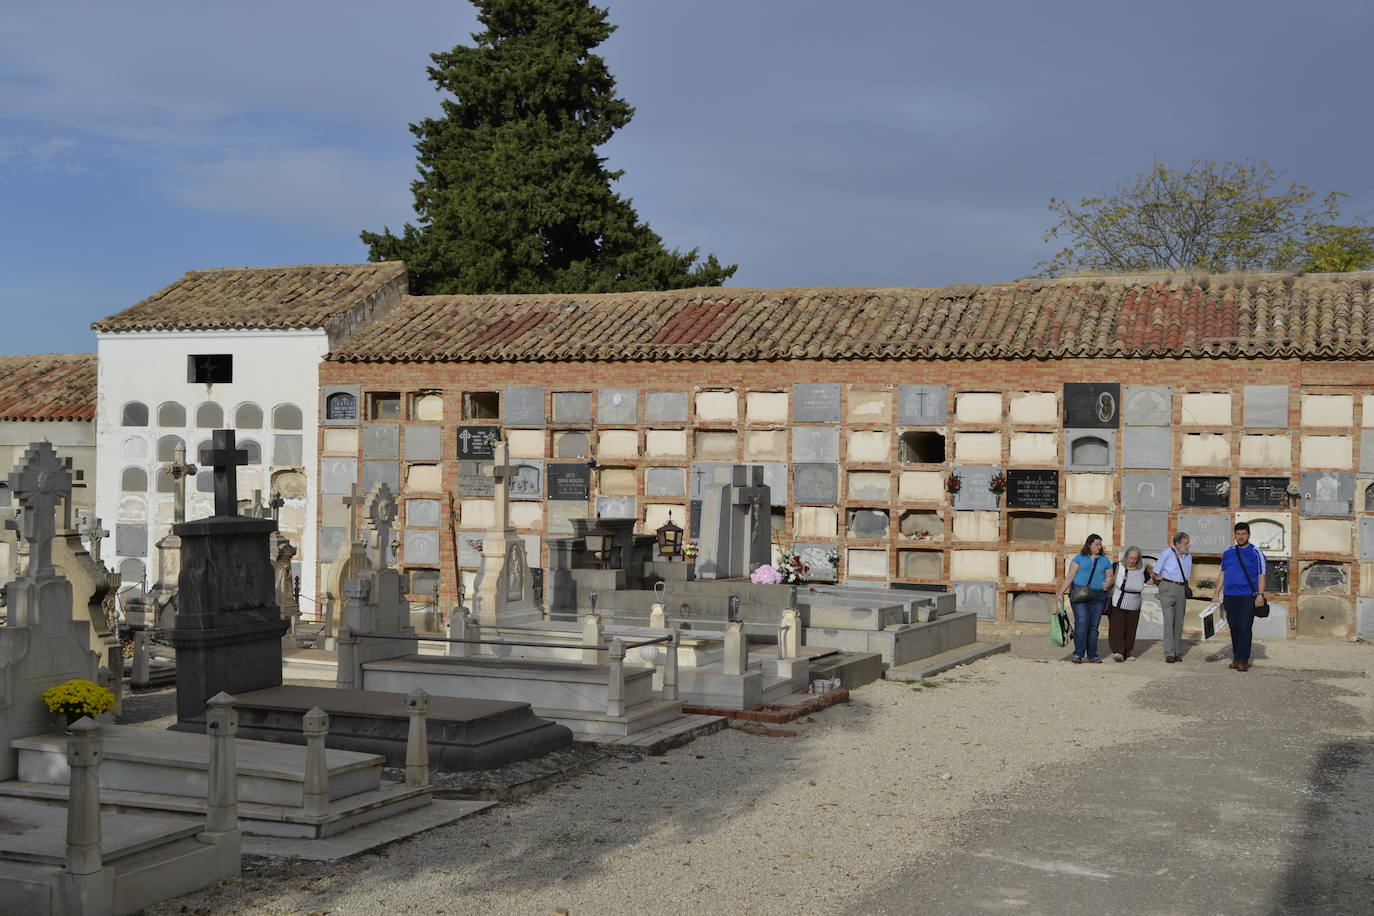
[503,386,546,426]
[362,460,399,494]
[792,426,839,462]
[1357,596,1374,639]
[1360,519,1374,560]
[1010,591,1053,624]
[470,442,540,625]
[552,391,592,424]
[1122,427,1171,469]
[547,463,591,500]
[1122,472,1171,510]
[598,389,638,425]
[1361,431,1374,474]
[953,465,999,511]
[320,458,358,494]
[322,385,361,425]
[848,471,890,501]
[1180,513,1231,554]
[1006,470,1058,509]
[457,426,499,459]
[1241,477,1288,510]
[362,425,400,460]
[458,460,495,497]
[1244,385,1289,428]
[1063,383,1120,428]
[898,385,947,425]
[645,466,686,497]
[1124,386,1171,426]
[696,465,771,580]
[407,498,441,528]
[165,430,288,728]
[404,530,441,565]
[953,581,996,621]
[796,544,837,581]
[792,384,840,423]
[596,497,636,519]
[793,463,839,503]
[1122,511,1170,554]
[1064,430,1116,470]
[405,426,442,461]
[645,391,688,423]
[847,509,890,539]
[458,533,484,567]
[508,460,544,499]
[1181,476,1230,508]
[1300,471,1355,516]
[115,522,147,557]
[553,431,591,459]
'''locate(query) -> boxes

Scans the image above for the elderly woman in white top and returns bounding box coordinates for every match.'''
[1107,545,1149,661]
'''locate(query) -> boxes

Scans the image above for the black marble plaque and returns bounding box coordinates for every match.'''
[1006,470,1059,509]
[1181,475,1230,508]
[1063,383,1120,429]
[1240,476,1288,510]
[457,425,499,459]
[547,463,590,501]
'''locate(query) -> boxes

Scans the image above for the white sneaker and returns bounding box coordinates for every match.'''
[1111,652,1124,662]
[1125,654,1136,661]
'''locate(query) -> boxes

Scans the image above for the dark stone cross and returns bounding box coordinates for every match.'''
[206,429,249,517]
[267,491,285,522]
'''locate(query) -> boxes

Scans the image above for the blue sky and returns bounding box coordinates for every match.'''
[3,0,1372,355]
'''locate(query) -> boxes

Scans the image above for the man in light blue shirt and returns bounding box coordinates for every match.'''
[1151,532,1192,663]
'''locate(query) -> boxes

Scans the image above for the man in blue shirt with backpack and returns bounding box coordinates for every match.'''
[1217,521,1267,672]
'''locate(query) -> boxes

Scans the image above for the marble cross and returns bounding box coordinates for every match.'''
[79,516,109,566]
[482,440,512,530]
[268,491,285,522]
[342,483,367,545]
[367,482,398,569]
[205,429,248,517]
[7,441,71,578]
[164,441,198,524]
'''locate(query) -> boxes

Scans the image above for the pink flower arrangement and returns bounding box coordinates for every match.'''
[750,564,784,585]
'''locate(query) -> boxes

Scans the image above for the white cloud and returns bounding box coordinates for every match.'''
[0,136,86,173]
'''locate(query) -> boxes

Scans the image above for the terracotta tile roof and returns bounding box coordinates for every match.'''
[328,271,1374,363]
[92,262,407,333]
[0,354,98,422]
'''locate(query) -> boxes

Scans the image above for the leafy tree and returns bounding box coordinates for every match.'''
[1036,159,1374,276]
[362,0,736,294]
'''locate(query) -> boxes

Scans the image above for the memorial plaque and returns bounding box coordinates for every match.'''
[1361,520,1374,561]
[1181,475,1230,508]
[1011,591,1054,624]
[1064,383,1120,428]
[458,460,495,497]
[504,386,546,426]
[596,496,636,519]
[1358,597,1374,639]
[404,530,440,565]
[547,463,591,500]
[1123,511,1169,553]
[598,388,638,425]
[1300,471,1355,516]
[547,500,583,534]
[407,499,441,527]
[115,522,147,558]
[508,460,544,499]
[757,461,787,506]
[1122,472,1170,510]
[319,526,345,559]
[553,431,591,458]
[552,391,592,423]
[792,383,840,423]
[792,426,839,462]
[272,434,304,466]
[362,460,399,493]
[1180,513,1231,554]
[953,581,997,621]
[405,425,442,461]
[1244,385,1289,428]
[1240,477,1288,510]
[645,466,685,497]
[458,533,484,567]
[1362,431,1374,474]
[898,385,947,425]
[362,424,399,459]
[793,463,839,503]
[457,425,499,459]
[645,391,688,423]
[847,508,890,539]
[953,465,999,511]
[1124,386,1171,426]
[1064,429,1116,471]
[1006,470,1059,509]
[796,544,837,581]
[1122,427,1171,469]
[690,462,735,499]
[323,389,358,422]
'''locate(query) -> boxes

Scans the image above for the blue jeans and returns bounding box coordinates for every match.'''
[1223,594,1257,664]
[1071,591,1109,659]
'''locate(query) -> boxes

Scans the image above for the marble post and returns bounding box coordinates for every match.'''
[581,614,603,665]
[662,631,680,701]
[64,718,103,876]
[606,637,625,717]
[648,602,666,628]
[131,630,151,689]
[780,608,802,660]
[405,689,430,788]
[204,692,239,834]
[302,707,330,817]
[724,620,748,676]
[335,626,357,691]
[446,608,480,658]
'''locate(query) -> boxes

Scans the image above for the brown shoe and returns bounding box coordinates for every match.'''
[1229,661,1239,670]
[1236,662,1250,672]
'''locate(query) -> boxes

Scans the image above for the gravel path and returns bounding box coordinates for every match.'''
[146,638,1371,915]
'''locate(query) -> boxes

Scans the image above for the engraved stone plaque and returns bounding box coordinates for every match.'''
[596,496,636,519]
[1122,472,1170,510]
[645,391,687,423]
[1240,477,1288,510]
[792,383,840,423]
[1124,386,1171,426]
[552,391,592,423]
[793,463,839,503]
[404,530,440,565]
[1300,471,1355,516]
[362,424,399,460]
[407,499,441,527]
[1244,385,1289,428]
[458,460,494,497]
[547,463,591,500]
[457,426,499,459]
[898,385,947,425]
[757,461,787,506]
[1006,470,1058,509]
[954,581,996,621]
[508,460,544,499]
[953,465,999,511]
[320,458,358,495]
[362,461,399,493]
[504,387,546,426]
[1064,383,1120,429]
[115,522,147,557]
[792,426,839,462]
[796,544,837,581]
[645,466,685,497]
[1123,511,1170,554]
[598,389,638,425]
[1179,513,1232,554]
[405,425,442,461]
[458,533,484,567]
[1122,427,1171,469]
[1181,475,1230,509]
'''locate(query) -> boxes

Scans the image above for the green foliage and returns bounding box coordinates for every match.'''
[362,0,736,295]
[1036,159,1373,277]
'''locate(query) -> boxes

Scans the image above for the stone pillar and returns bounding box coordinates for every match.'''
[447,607,479,658]
[106,644,123,719]
[581,614,603,665]
[131,630,151,689]
[65,718,103,875]
[302,707,330,817]
[648,602,666,629]
[335,625,357,691]
[662,631,680,702]
[724,620,748,676]
[405,688,430,788]
[204,692,239,834]
[606,637,625,718]
[780,608,802,660]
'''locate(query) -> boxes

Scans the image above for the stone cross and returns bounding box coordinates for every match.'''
[250,489,265,518]
[268,491,285,522]
[164,441,198,524]
[205,430,248,517]
[342,483,367,546]
[80,515,109,566]
[7,440,71,578]
[367,482,398,569]
[482,440,513,530]
[58,457,83,531]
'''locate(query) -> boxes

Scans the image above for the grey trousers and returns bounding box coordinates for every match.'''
[1158,580,1188,658]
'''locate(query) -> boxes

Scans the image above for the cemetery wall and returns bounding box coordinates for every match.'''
[316,355,1374,638]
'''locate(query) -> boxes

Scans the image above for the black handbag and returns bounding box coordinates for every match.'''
[1236,545,1270,618]
[1068,556,1102,603]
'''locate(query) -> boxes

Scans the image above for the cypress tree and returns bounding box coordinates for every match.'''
[361,0,736,294]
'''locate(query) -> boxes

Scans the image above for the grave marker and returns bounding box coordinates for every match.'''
[1240,477,1288,510]
[1006,470,1058,509]
[547,463,591,500]
[953,465,999,511]
[1123,386,1171,426]
[1122,427,1171,469]
[457,426,499,459]
[792,384,840,423]
[898,385,947,425]
[1121,472,1170,510]
[504,387,546,426]
[1064,383,1120,428]
[1181,475,1230,508]
[1300,471,1355,516]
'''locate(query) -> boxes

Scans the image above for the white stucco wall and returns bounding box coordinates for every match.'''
[95,329,326,608]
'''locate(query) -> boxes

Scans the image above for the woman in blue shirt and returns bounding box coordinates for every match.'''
[1056,534,1115,663]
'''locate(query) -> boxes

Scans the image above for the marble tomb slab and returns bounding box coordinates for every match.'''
[1063,383,1120,428]
[1123,511,1170,555]
[405,425,442,461]
[644,391,688,423]
[362,424,399,460]
[793,464,839,503]
[1244,385,1289,428]
[504,387,546,426]
[953,581,997,621]
[898,385,947,425]
[1123,386,1171,426]
[598,389,638,425]
[1121,472,1171,510]
[792,383,840,423]
[953,465,999,511]
[1300,471,1355,516]
[792,426,839,462]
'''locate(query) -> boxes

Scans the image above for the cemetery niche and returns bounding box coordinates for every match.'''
[1181,475,1230,508]
[1300,471,1355,516]
[1122,427,1172,469]
[898,384,947,425]
[1006,470,1058,509]
[547,463,591,500]
[457,425,499,460]
[792,383,840,423]
[1123,385,1171,426]
[1179,513,1232,555]
[1065,430,1116,471]
[1063,382,1120,428]
[1241,477,1289,509]
[952,466,999,511]
[1121,472,1171,510]
[503,386,546,426]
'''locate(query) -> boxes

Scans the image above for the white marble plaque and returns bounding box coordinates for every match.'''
[596,496,636,519]
[363,424,400,459]
[792,384,840,423]
[1122,428,1170,469]
[1300,471,1355,517]
[793,464,839,503]
[1179,513,1232,554]
[321,458,358,495]
[792,426,839,462]
[1244,385,1289,428]
[1123,511,1170,554]
[598,389,638,425]
[953,581,996,620]
[1124,386,1171,426]
[1121,472,1170,510]
[504,387,546,426]
[952,465,999,511]
[404,529,440,565]
[898,385,947,425]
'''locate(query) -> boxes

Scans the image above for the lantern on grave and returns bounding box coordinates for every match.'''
[655,512,684,560]
[584,516,615,568]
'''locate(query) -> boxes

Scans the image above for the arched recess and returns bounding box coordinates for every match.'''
[120,467,147,492]
[121,402,149,426]
[273,403,303,430]
[118,558,145,584]
[240,439,262,464]
[236,403,263,429]
[156,435,185,463]
[157,401,186,426]
[195,402,224,428]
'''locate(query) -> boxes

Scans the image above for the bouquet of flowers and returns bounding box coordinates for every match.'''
[683,538,700,560]
[776,551,813,584]
[750,564,784,585]
[945,474,962,495]
[988,471,1007,495]
[42,679,115,723]
[1215,480,1231,497]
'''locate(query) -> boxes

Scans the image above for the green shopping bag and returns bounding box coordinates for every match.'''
[1049,600,1072,648]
